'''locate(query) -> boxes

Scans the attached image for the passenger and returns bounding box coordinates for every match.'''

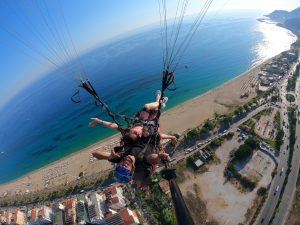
[88,90,177,145]
[89,90,175,183]
[89,117,177,145]
[92,143,170,183]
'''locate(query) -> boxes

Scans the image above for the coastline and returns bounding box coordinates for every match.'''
[0,56,275,197]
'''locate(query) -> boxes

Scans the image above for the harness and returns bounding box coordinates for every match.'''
[72,70,175,133]
[73,70,176,176]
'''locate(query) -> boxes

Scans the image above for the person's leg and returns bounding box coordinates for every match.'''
[144,90,161,110]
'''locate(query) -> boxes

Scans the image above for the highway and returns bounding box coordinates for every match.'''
[272,65,300,225]
[255,77,290,225]
[255,61,299,225]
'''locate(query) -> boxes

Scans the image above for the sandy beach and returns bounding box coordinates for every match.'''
[0,58,272,198]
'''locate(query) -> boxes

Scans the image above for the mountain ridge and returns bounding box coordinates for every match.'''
[266,7,300,31]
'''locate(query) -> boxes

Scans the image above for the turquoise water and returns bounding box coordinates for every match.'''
[0,11,296,183]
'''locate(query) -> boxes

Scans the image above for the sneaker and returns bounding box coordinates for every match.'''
[156,90,162,101]
[160,97,168,108]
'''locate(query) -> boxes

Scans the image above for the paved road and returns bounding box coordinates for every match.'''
[255,77,290,225]
[255,61,299,225]
[272,66,300,225]
[169,104,277,165]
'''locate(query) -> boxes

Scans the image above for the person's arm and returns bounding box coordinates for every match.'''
[159,133,178,145]
[92,149,120,160]
[89,118,119,129]
[146,152,170,165]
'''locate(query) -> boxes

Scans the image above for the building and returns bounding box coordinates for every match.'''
[242,125,252,133]
[76,200,89,225]
[86,192,107,223]
[260,77,271,86]
[104,185,126,210]
[4,209,12,224]
[0,209,5,224]
[104,208,140,225]
[27,208,37,224]
[63,197,77,225]
[40,206,52,224]
[52,210,64,225]
[282,50,298,63]
[27,206,52,225]
[10,208,26,225]
[194,159,204,168]
[265,63,284,75]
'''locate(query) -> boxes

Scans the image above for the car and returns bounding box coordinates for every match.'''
[260,218,265,224]
[186,148,192,153]
[197,143,202,147]
[280,168,284,176]
[203,150,211,158]
[274,186,280,195]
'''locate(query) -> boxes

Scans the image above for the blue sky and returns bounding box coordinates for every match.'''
[0,0,299,107]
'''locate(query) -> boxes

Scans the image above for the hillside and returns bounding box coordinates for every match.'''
[266,7,300,31]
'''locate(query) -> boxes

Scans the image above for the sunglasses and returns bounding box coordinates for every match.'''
[114,166,134,183]
[116,165,131,175]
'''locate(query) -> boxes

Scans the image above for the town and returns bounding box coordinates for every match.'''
[1,6,300,225]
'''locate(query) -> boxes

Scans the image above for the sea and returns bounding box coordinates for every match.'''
[0,10,297,184]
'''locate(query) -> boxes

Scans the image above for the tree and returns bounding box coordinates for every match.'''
[286,93,295,102]
[244,138,258,149]
[225,131,234,139]
[257,187,267,196]
[271,95,278,102]
[275,129,284,150]
[203,120,215,131]
[221,115,232,127]
[234,144,252,160]
[162,208,177,225]
[211,138,222,147]
[187,128,199,138]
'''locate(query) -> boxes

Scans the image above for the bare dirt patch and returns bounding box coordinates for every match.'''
[255,108,278,140]
[235,151,275,187]
[178,135,275,225]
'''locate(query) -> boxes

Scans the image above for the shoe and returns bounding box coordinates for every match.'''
[156,90,162,101]
[160,97,168,108]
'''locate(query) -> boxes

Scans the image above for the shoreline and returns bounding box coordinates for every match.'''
[0,55,275,197]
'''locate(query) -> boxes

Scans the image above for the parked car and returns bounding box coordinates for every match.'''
[196,143,203,147]
[203,150,211,158]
